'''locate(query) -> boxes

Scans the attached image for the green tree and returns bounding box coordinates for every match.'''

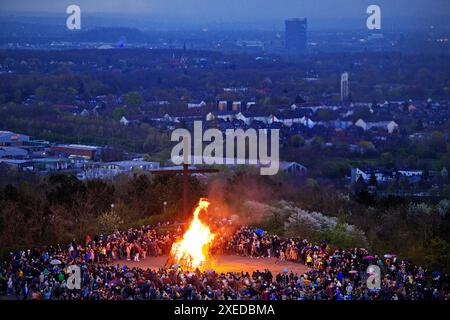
[290,134,305,147]
[124,91,143,108]
[315,109,336,122]
[35,86,47,99]
[97,210,124,233]
[13,90,22,103]
[381,152,394,167]
[430,131,446,153]
[424,238,450,272]
[112,107,126,121]
[369,172,378,187]
[143,153,152,161]
[318,222,368,249]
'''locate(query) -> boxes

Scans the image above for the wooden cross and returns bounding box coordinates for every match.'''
[150,163,218,217]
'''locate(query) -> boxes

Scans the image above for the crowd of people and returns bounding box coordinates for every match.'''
[0,222,179,300]
[0,223,448,300]
[225,226,448,300]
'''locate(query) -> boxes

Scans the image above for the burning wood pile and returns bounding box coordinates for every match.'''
[166,198,216,270]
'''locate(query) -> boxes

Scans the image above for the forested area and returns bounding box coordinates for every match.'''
[0,166,204,252]
[1,49,449,105]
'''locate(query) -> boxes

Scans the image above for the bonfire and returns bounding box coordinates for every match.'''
[168,198,216,269]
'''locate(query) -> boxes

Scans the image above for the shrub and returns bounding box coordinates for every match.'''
[97,210,124,233]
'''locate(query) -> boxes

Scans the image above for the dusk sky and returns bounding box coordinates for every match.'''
[1,0,449,29]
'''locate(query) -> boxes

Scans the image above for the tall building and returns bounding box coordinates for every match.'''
[285,18,307,53]
[341,72,349,101]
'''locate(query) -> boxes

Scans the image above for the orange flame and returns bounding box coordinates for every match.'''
[170,198,215,269]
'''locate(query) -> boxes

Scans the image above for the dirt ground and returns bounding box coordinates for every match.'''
[115,254,308,275]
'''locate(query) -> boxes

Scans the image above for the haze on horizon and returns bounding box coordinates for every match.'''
[1,0,450,30]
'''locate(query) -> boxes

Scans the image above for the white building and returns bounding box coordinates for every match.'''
[387,121,399,134]
[78,160,160,180]
[279,161,308,175]
[187,101,207,109]
[355,119,398,133]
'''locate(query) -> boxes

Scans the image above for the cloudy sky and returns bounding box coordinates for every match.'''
[1,0,449,29]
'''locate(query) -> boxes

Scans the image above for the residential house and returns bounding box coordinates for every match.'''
[387,121,399,134]
[119,115,144,126]
[206,111,238,122]
[187,101,207,109]
[246,102,256,110]
[354,118,399,133]
[351,167,424,184]
[351,167,393,183]
[235,112,276,125]
[279,161,308,175]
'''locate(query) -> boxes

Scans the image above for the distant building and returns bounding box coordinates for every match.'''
[354,119,367,130]
[0,146,28,158]
[223,87,248,93]
[354,118,399,133]
[119,115,143,126]
[119,116,131,126]
[206,111,238,122]
[104,160,160,172]
[77,160,160,180]
[51,144,102,160]
[169,155,307,176]
[351,167,392,184]
[279,161,308,175]
[285,18,307,53]
[218,101,228,111]
[341,72,349,101]
[351,167,423,184]
[236,40,264,51]
[0,131,30,146]
[0,158,69,172]
[187,101,207,109]
[387,121,399,134]
[246,102,256,110]
[232,101,242,111]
